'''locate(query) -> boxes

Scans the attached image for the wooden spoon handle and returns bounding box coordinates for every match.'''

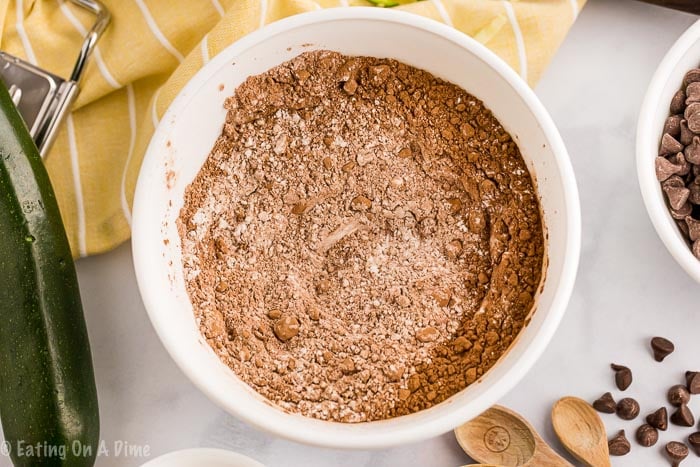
[527,442,574,467]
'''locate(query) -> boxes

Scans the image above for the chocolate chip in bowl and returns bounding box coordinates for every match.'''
[638,20,700,283]
[131,9,580,448]
[655,67,700,260]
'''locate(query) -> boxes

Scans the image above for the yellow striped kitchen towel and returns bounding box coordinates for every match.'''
[1,0,585,257]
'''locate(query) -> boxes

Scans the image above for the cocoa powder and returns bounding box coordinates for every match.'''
[177,51,544,422]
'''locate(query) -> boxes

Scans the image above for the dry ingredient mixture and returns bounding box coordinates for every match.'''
[178,51,544,422]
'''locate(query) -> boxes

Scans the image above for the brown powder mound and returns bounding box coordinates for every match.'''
[177,50,544,422]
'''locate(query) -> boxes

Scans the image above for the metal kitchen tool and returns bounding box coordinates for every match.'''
[0,0,110,157]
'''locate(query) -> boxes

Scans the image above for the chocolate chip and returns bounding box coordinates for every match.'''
[672,89,688,114]
[688,432,700,456]
[611,363,633,390]
[666,115,684,137]
[593,392,616,413]
[694,240,700,259]
[671,404,695,427]
[651,337,675,362]
[689,184,700,204]
[665,185,691,210]
[681,119,694,145]
[685,68,700,86]
[686,103,700,133]
[671,202,693,220]
[685,136,700,164]
[688,82,700,103]
[673,152,692,176]
[661,133,684,156]
[647,407,669,431]
[636,424,659,447]
[668,187,692,211]
[686,371,700,394]
[657,156,682,181]
[678,219,691,237]
[669,384,691,406]
[666,441,689,466]
[609,430,631,456]
[617,397,640,420]
[665,175,687,189]
[686,216,700,241]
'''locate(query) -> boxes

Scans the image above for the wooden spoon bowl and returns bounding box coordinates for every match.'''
[455,405,572,466]
[551,397,611,467]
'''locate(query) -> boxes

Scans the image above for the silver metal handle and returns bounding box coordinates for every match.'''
[69,0,111,83]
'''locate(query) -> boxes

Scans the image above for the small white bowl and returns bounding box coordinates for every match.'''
[638,19,700,283]
[141,449,264,467]
[132,8,581,449]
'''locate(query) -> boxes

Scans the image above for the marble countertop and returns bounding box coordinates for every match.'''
[4,1,700,465]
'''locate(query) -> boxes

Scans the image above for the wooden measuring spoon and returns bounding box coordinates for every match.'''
[455,405,573,466]
[551,397,611,467]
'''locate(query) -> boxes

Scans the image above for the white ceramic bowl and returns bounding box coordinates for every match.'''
[132,8,581,449]
[638,20,700,283]
[141,449,264,467]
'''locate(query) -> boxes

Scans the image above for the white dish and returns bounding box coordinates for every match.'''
[638,19,700,283]
[132,8,581,449]
[141,449,264,467]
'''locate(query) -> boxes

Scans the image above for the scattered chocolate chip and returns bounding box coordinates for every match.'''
[647,407,669,431]
[657,156,682,181]
[686,371,700,394]
[666,441,689,466]
[617,397,640,420]
[671,404,695,427]
[636,424,659,447]
[669,384,691,406]
[688,432,700,456]
[661,133,685,156]
[609,430,631,456]
[665,185,691,210]
[666,115,684,137]
[593,392,616,413]
[611,363,633,391]
[672,89,687,114]
[651,337,675,362]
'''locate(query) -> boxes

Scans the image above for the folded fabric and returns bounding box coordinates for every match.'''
[1,0,585,257]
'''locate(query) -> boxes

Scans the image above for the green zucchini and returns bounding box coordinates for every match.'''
[0,81,98,465]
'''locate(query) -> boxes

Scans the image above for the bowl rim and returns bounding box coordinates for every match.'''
[140,448,264,467]
[132,7,581,448]
[637,19,700,284]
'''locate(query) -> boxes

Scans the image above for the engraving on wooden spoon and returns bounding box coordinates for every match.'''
[455,405,573,466]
